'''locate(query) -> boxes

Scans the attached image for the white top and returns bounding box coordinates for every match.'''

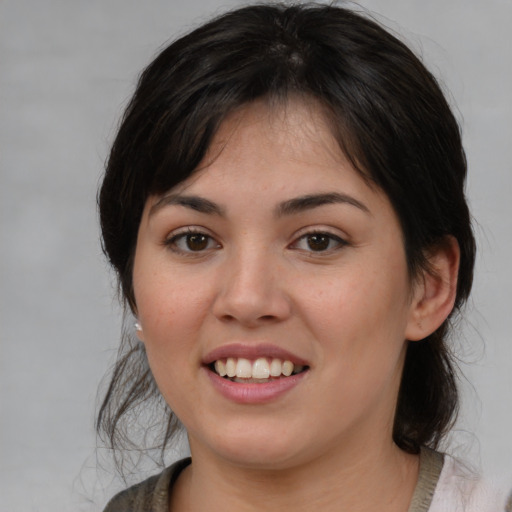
[429,454,511,512]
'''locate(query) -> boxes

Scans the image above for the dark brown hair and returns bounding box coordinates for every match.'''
[97,3,475,467]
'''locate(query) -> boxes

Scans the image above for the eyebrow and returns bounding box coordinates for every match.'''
[149,191,370,218]
[150,194,225,217]
[275,192,370,217]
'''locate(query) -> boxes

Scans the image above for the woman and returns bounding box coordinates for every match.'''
[97,4,509,511]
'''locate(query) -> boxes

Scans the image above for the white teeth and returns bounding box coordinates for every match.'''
[252,358,270,379]
[213,357,304,379]
[282,360,293,377]
[226,358,236,378]
[214,360,227,377]
[235,358,252,378]
[269,358,282,377]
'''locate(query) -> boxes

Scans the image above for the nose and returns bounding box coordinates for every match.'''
[212,247,292,327]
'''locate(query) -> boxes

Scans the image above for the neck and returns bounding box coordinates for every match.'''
[171,438,419,512]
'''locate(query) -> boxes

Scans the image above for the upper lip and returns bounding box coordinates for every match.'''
[202,343,309,366]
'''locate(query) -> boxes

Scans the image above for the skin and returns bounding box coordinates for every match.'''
[132,99,459,511]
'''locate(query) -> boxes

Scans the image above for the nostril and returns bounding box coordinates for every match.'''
[212,283,292,326]
[218,313,277,323]
[219,314,237,322]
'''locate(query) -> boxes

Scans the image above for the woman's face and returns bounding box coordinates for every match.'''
[132,100,422,469]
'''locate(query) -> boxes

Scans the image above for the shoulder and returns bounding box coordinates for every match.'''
[429,453,510,512]
[103,458,191,512]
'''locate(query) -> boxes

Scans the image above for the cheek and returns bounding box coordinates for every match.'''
[307,269,411,416]
[299,258,412,369]
[132,263,216,369]
[134,247,202,326]
[300,261,410,325]
[137,282,203,340]
[134,278,206,405]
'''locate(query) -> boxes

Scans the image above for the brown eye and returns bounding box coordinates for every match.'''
[186,233,209,251]
[306,234,331,251]
[292,232,346,253]
[166,230,219,253]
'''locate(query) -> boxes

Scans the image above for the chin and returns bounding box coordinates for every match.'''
[219,445,303,471]
[191,422,311,470]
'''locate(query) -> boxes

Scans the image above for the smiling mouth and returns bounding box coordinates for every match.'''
[209,357,307,383]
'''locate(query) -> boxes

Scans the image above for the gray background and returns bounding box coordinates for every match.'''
[1,0,511,510]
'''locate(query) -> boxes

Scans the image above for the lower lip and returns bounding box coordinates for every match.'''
[204,367,308,404]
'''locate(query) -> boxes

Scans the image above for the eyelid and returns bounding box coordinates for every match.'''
[164,226,221,254]
[289,227,349,253]
[291,225,349,242]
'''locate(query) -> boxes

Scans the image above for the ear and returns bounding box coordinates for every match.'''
[134,320,145,342]
[405,236,460,341]
[130,298,145,342]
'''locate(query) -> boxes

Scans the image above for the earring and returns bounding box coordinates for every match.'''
[134,321,143,332]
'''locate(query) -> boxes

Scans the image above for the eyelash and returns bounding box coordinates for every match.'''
[164,228,220,255]
[290,230,347,253]
[164,228,347,255]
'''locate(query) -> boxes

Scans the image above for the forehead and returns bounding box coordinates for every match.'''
[201,98,348,174]
[161,98,378,208]
[145,98,395,227]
